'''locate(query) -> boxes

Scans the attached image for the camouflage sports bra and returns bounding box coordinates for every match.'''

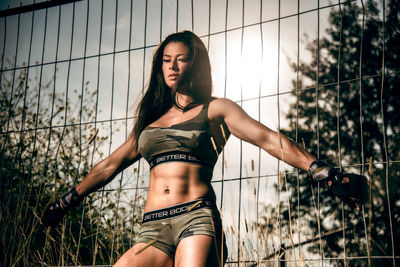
[138,103,226,170]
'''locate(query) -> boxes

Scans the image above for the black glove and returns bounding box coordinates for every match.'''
[42,188,83,227]
[309,160,368,208]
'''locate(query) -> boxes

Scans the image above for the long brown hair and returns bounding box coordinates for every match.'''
[132,31,212,148]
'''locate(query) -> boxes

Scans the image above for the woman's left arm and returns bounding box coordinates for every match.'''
[209,98,316,171]
[209,98,368,208]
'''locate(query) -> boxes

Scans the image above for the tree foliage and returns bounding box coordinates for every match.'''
[258,1,399,265]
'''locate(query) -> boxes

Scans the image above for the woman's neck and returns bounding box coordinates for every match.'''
[175,93,194,109]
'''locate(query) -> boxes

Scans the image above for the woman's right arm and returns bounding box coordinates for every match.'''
[42,136,141,228]
[76,135,142,197]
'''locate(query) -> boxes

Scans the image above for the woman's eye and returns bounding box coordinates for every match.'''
[163,59,171,63]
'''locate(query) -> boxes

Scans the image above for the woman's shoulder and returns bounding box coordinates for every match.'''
[208,97,236,106]
[208,97,239,110]
[207,97,239,121]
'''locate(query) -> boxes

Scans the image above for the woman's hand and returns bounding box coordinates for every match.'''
[309,160,368,209]
[42,188,83,229]
[42,201,68,231]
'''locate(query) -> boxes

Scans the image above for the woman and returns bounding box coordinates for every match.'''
[42,31,367,266]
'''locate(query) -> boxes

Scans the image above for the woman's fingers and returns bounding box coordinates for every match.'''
[327,175,362,210]
[327,176,349,187]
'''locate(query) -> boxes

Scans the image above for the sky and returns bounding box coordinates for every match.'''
[0,0,363,263]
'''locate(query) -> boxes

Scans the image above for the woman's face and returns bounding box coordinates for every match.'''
[162,41,191,90]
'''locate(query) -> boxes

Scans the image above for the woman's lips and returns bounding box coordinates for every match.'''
[169,73,178,80]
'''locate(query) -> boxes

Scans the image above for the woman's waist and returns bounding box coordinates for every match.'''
[144,181,216,212]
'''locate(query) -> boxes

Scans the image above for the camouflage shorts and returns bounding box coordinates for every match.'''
[136,198,227,260]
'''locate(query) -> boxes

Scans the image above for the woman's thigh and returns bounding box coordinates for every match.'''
[114,243,173,267]
[174,235,226,267]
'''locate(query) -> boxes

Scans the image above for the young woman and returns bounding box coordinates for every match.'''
[42,31,367,267]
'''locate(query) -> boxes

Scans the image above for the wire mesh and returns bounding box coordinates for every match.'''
[0,0,399,266]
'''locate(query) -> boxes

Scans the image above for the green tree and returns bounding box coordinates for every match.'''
[257,0,399,265]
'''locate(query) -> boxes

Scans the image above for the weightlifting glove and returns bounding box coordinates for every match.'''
[42,188,83,227]
[309,160,368,208]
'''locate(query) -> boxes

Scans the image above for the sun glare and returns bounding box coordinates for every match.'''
[227,30,278,101]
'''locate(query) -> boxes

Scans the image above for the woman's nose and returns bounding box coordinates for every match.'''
[170,59,178,70]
